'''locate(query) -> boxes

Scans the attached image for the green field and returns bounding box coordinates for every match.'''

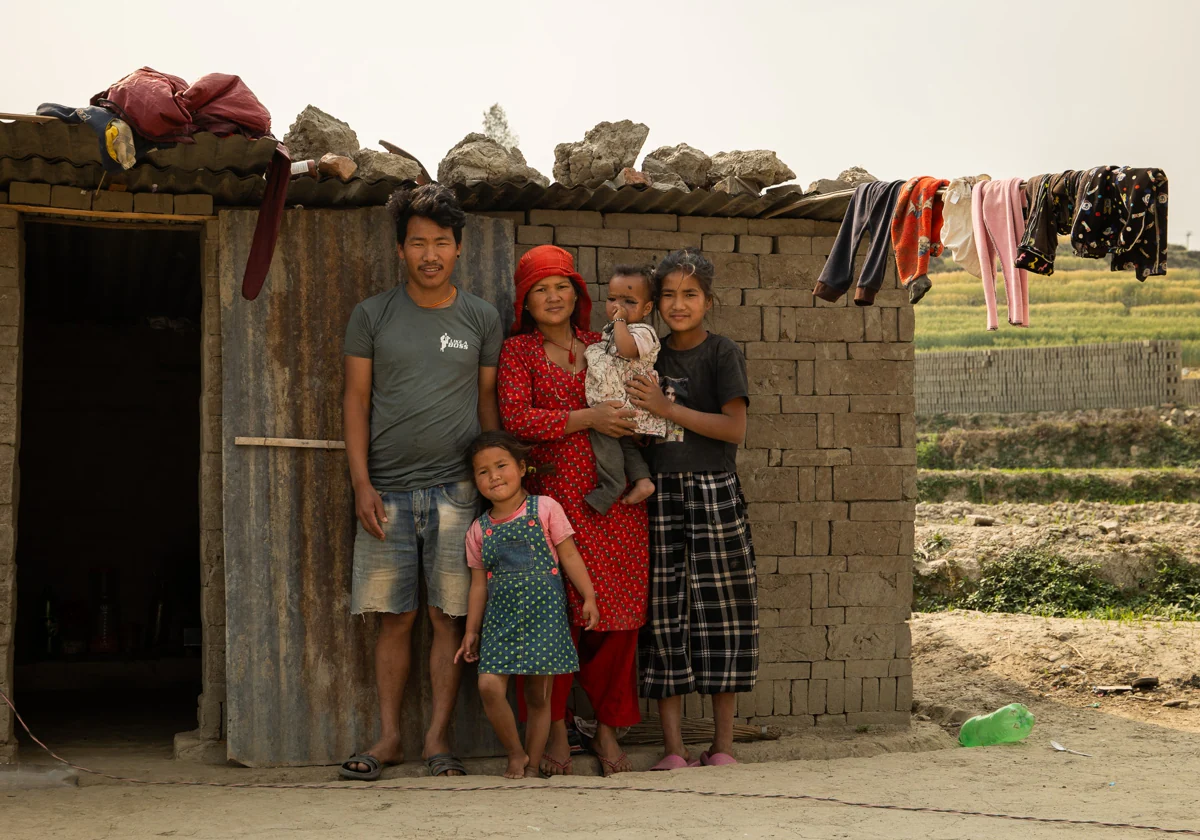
[914,266,1200,367]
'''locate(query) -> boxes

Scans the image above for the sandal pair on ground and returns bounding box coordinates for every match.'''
[538,751,624,778]
[650,751,737,771]
[339,752,466,781]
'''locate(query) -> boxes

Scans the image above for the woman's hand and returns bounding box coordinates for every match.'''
[580,597,600,630]
[453,632,480,664]
[589,400,638,438]
[626,374,673,419]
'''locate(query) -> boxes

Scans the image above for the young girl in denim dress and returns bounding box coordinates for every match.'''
[455,430,599,779]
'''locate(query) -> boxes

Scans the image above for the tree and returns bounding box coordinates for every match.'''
[483,103,518,150]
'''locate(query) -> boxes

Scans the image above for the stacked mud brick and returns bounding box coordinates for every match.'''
[915,341,1182,415]
[486,209,916,728]
[0,209,15,760]
[1180,379,1200,406]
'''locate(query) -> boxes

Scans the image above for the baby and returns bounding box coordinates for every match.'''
[583,264,667,513]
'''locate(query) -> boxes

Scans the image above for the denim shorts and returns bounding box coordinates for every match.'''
[351,480,480,617]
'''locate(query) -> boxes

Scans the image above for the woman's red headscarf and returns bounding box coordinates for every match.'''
[511,245,593,334]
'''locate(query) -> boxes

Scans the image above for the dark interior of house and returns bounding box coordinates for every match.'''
[14,221,203,751]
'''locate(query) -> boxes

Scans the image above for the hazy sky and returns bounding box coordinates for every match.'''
[4,0,1197,245]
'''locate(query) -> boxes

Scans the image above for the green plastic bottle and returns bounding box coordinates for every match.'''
[958,703,1035,747]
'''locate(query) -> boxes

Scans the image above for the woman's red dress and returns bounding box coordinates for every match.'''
[497,330,649,632]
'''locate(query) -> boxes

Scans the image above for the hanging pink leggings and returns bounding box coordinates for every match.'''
[972,177,1029,330]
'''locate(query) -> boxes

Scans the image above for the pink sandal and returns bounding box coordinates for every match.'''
[650,754,701,771]
[699,751,737,766]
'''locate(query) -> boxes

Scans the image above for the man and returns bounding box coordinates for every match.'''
[340,184,501,780]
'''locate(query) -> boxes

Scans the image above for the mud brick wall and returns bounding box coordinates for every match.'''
[487,209,916,728]
[916,341,1182,415]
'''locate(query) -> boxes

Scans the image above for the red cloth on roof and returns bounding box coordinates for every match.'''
[92,67,272,142]
[93,67,192,142]
[181,73,271,137]
[242,145,291,301]
[93,67,280,300]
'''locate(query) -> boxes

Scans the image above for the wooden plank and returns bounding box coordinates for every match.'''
[5,216,204,234]
[0,203,217,223]
[235,436,346,450]
[0,112,56,123]
[220,208,515,766]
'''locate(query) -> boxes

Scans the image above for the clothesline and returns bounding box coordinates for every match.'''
[803,168,1169,330]
[935,180,1028,195]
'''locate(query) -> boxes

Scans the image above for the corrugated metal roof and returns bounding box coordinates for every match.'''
[0,157,408,207]
[451,181,852,221]
[0,120,279,175]
[2,118,853,219]
[1,118,407,207]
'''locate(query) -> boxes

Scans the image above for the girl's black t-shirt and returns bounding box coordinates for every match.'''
[648,332,749,475]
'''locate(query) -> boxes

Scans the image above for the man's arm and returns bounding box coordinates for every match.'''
[344,355,386,539]
[478,366,500,432]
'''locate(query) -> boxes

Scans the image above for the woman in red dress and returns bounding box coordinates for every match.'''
[498,245,649,777]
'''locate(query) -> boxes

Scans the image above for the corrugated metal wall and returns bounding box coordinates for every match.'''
[220,208,515,766]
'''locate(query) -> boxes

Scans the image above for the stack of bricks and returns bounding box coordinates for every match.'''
[486,209,916,728]
[4,182,214,216]
[1180,378,1200,406]
[0,209,16,759]
[915,341,1182,415]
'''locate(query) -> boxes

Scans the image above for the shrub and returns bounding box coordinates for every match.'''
[962,550,1121,617]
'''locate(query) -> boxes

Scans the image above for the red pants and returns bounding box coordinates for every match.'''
[517,628,641,728]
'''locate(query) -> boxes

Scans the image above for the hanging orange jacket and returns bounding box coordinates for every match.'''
[890,176,948,303]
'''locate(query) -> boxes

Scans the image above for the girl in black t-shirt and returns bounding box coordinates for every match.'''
[626,249,759,770]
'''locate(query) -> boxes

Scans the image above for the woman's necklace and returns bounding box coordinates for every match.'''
[415,286,457,309]
[542,330,577,367]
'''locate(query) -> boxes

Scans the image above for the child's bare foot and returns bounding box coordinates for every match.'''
[524,766,543,779]
[622,478,655,505]
[504,751,530,780]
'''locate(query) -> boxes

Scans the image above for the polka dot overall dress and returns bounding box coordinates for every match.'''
[478,495,580,675]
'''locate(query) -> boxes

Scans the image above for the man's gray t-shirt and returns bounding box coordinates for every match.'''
[344,285,502,492]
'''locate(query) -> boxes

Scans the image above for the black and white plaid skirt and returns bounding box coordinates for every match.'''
[638,471,759,698]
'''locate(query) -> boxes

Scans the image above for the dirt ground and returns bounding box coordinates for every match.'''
[916,500,1200,586]
[5,611,1200,839]
[913,610,1200,732]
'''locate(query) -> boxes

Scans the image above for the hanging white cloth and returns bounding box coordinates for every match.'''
[940,174,990,277]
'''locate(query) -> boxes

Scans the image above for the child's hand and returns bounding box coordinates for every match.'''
[454,632,480,664]
[626,373,672,418]
[607,298,629,323]
[581,597,600,630]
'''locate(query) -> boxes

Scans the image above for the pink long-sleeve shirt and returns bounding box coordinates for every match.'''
[972,177,1030,330]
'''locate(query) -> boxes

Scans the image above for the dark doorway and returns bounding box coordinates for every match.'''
[14,221,203,755]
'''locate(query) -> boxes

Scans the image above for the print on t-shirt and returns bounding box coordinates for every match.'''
[439,332,470,352]
[659,376,687,443]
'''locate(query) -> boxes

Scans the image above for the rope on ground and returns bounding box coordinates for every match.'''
[3,690,1197,836]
